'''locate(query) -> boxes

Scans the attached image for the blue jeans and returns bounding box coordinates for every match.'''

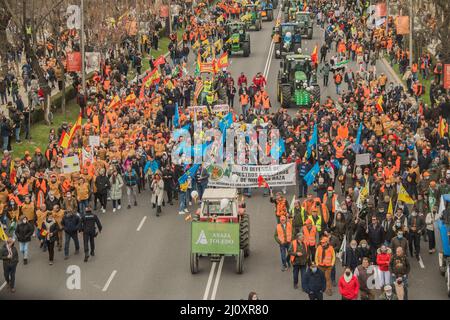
[242,104,249,119]
[179,191,188,212]
[78,200,89,216]
[15,127,20,142]
[335,83,341,95]
[293,264,307,289]
[197,182,208,200]
[279,243,291,268]
[243,188,252,196]
[64,231,80,256]
[19,241,29,259]
[2,136,8,150]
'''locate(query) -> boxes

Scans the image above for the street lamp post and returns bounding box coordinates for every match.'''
[81,0,86,95]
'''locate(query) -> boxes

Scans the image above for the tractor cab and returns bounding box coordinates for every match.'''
[273,23,302,58]
[197,188,241,223]
[295,11,313,39]
[281,54,313,85]
[224,21,251,57]
[241,4,262,30]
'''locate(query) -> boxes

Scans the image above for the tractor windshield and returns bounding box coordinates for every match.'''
[288,59,311,82]
[281,25,295,36]
[202,200,233,216]
[296,14,309,22]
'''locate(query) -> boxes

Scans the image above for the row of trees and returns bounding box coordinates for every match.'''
[0,0,168,124]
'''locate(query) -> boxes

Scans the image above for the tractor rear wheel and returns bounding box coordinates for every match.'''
[312,85,321,104]
[190,252,199,274]
[240,214,250,257]
[242,41,250,57]
[281,85,291,108]
[276,82,281,102]
[236,249,244,274]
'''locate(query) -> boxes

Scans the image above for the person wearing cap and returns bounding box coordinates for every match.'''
[1,237,18,293]
[14,215,34,265]
[379,285,398,300]
[80,207,103,262]
[274,215,292,272]
[315,237,335,296]
[288,233,309,290]
[303,261,326,300]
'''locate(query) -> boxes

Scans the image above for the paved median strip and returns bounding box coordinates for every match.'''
[202,261,217,300]
[102,270,117,292]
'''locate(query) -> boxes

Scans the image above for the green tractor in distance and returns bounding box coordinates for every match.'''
[295,11,314,39]
[282,0,298,21]
[260,0,274,21]
[224,21,251,57]
[240,4,262,31]
[273,22,302,59]
[277,54,320,108]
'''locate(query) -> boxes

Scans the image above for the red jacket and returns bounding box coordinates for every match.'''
[376,252,392,271]
[338,275,359,300]
[237,75,247,87]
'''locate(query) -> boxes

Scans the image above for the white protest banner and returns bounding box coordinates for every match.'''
[82,147,94,165]
[356,153,371,166]
[207,163,296,188]
[62,156,80,174]
[188,104,230,114]
[89,135,100,147]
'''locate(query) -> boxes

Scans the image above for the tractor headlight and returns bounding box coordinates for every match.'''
[297,48,302,53]
[306,86,311,91]
[239,30,244,34]
[309,86,314,91]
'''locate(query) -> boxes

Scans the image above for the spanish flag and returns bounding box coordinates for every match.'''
[311,44,318,64]
[375,95,384,113]
[216,52,229,69]
[438,116,448,138]
[257,175,269,188]
[201,38,210,46]
[108,95,120,109]
[59,112,82,149]
[125,92,136,104]
[397,184,415,204]
[144,68,161,87]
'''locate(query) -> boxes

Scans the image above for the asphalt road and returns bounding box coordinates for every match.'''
[1,5,448,300]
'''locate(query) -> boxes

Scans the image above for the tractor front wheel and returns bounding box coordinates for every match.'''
[274,43,281,59]
[242,41,250,57]
[281,85,291,108]
[190,252,199,274]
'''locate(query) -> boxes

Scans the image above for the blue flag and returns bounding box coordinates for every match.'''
[332,159,341,171]
[173,102,180,128]
[306,124,318,159]
[144,159,160,175]
[219,113,233,133]
[173,123,191,140]
[270,137,286,160]
[178,164,200,190]
[304,162,320,186]
[355,122,363,145]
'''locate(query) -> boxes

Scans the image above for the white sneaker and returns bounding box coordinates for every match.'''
[102,208,106,213]
[113,208,116,213]
[118,205,121,210]
[189,202,192,206]
[184,208,189,213]
[178,211,185,215]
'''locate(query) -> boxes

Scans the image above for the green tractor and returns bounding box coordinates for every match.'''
[273,22,302,59]
[295,11,313,39]
[277,54,320,108]
[190,188,250,274]
[282,0,298,21]
[260,0,274,21]
[224,21,251,57]
[240,4,262,31]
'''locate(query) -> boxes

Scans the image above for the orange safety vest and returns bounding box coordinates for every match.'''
[316,245,335,267]
[290,240,308,264]
[277,222,292,244]
[262,94,270,109]
[323,193,337,213]
[17,183,29,196]
[411,63,418,73]
[337,125,348,140]
[240,94,249,105]
[302,225,317,246]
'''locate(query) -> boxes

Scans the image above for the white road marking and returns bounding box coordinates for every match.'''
[136,216,147,232]
[262,8,282,79]
[0,282,6,291]
[202,261,217,300]
[418,256,425,269]
[102,270,117,292]
[210,256,225,300]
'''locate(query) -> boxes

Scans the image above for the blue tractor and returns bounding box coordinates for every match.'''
[436,194,450,298]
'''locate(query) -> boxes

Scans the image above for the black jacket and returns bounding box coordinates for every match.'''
[344,247,359,270]
[1,244,19,265]
[367,223,383,246]
[61,212,81,233]
[14,222,34,242]
[81,212,102,234]
[95,175,111,194]
[303,268,326,293]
